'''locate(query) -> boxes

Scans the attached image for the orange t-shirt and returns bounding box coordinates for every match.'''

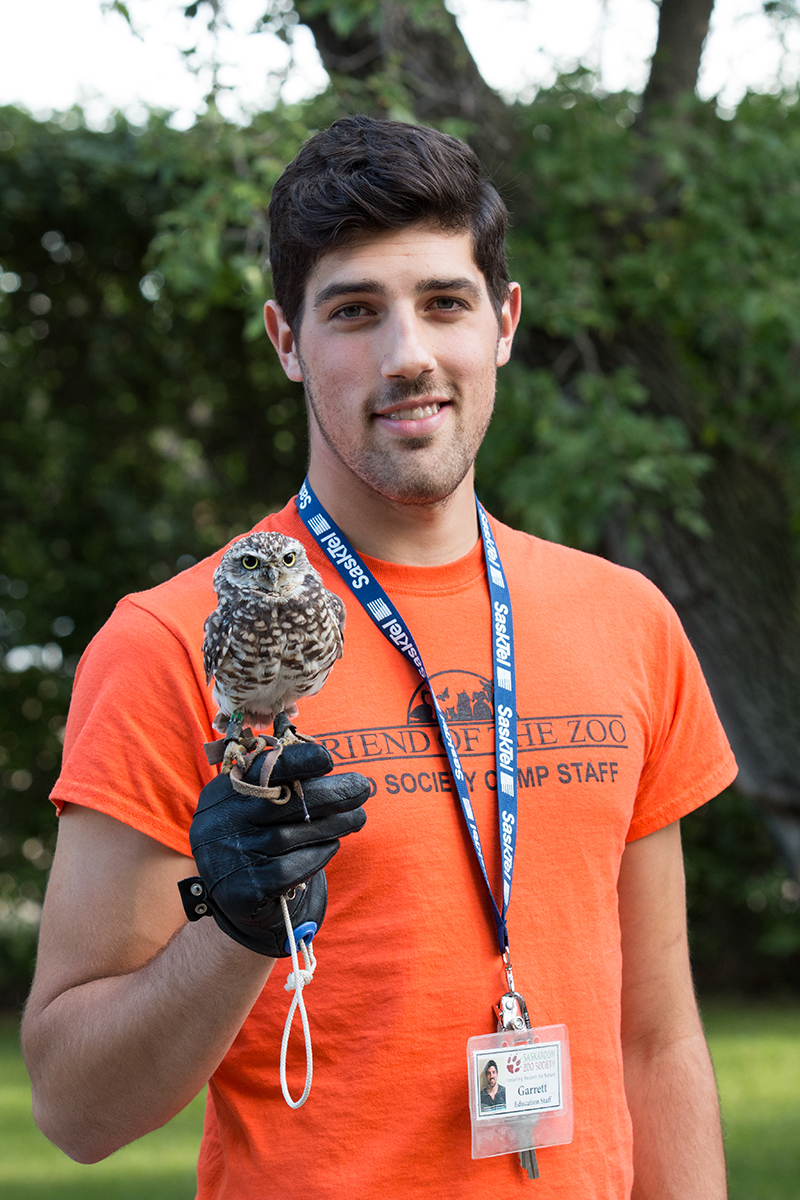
[52,500,737,1199]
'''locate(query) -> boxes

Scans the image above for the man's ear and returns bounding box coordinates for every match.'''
[496,283,522,368]
[264,300,303,382]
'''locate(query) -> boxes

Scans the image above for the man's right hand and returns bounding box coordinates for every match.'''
[180,742,369,958]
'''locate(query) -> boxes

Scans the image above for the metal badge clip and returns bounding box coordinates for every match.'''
[495,990,532,1032]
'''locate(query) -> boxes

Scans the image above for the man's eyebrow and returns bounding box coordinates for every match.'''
[312,276,483,309]
[312,280,384,308]
[416,277,482,299]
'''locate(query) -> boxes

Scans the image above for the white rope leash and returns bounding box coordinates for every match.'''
[278,893,316,1109]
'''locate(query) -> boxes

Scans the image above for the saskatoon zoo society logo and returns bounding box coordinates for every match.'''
[407,671,494,725]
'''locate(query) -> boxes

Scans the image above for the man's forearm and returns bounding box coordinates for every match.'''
[623,1026,727,1200]
[23,918,274,1164]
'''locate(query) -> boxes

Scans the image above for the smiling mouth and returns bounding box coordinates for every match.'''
[384,402,442,421]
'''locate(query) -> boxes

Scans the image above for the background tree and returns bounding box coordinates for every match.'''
[271,0,800,893]
[2,0,800,1001]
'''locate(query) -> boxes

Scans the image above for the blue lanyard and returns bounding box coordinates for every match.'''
[296,478,518,956]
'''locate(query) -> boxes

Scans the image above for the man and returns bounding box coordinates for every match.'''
[22,116,735,1198]
[480,1060,506,1110]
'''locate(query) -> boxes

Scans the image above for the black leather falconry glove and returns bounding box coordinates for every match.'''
[179,741,368,958]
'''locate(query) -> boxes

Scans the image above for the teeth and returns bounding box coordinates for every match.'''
[387,403,441,421]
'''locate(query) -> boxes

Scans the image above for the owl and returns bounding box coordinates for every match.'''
[203,531,346,734]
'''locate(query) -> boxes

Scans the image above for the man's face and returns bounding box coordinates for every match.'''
[486,1065,498,1087]
[266,224,519,507]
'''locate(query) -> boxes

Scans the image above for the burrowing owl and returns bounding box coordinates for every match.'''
[203,532,345,733]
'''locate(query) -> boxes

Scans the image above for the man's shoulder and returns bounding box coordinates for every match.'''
[491,517,669,613]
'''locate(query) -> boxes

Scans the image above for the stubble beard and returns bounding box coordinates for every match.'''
[302,369,496,507]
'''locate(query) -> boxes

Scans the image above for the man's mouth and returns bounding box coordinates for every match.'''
[385,402,442,421]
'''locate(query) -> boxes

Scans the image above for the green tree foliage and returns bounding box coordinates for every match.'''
[0,103,316,998]
[2,3,800,996]
[684,789,800,993]
[477,82,800,550]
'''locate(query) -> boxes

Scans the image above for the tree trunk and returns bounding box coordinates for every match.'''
[604,328,800,880]
[630,476,800,882]
[642,0,716,112]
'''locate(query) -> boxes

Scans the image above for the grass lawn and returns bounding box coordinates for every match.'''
[1,1005,798,1197]
[704,1003,800,1200]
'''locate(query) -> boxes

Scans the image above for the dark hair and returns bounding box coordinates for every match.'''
[268,115,509,333]
[485,1060,498,1074]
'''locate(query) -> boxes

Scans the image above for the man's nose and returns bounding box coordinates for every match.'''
[380,314,437,379]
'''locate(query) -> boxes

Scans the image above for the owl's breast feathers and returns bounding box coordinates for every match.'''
[202,561,346,728]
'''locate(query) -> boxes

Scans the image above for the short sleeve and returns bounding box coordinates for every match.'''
[51,595,217,854]
[627,593,737,841]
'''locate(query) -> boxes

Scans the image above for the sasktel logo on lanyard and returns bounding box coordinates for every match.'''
[297,476,517,955]
[296,479,574,1177]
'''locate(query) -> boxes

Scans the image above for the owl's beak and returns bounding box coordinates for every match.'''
[267,567,279,587]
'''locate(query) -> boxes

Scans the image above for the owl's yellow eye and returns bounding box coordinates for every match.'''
[282,551,296,566]
[241,555,260,570]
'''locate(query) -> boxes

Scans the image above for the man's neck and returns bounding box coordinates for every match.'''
[306,464,480,567]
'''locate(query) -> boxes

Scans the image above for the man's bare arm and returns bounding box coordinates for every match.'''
[21,804,274,1164]
[619,819,726,1200]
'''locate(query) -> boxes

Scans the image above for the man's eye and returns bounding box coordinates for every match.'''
[333,304,369,319]
[431,297,465,311]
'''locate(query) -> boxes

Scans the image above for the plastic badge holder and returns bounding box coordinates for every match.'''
[467,1024,573,1160]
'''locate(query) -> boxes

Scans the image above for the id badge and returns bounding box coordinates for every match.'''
[467,1025,573,1160]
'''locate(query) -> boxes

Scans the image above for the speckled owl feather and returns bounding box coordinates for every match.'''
[203,531,345,733]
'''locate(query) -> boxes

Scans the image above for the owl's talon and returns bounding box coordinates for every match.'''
[273,711,292,741]
[221,742,246,775]
[216,730,272,776]
[272,710,315,748]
